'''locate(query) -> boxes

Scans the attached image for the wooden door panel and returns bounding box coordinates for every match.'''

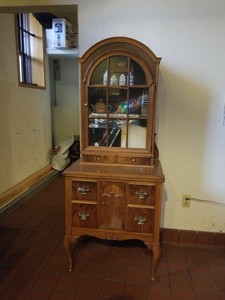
[99,182,125,230]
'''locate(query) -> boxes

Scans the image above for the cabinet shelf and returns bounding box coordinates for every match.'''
[89,113,142,118]
[89,84,149,88]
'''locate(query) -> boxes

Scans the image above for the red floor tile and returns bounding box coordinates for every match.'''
[124,282,148,300]
[195,290,220,300]
[50,291,75,300]
[0,175,224,300]
[55,272,80,293]
[100,280,124,298]
[171,288,195,300]
[33,272,61,289]
[149,286,171,300]
[25,287,52,300]
[188,261,210,275]
[169,273,193,290]
[191,274,216,292]
[76,277,102,295]
[74,294,99,300]
[104,265,126,281]
[126,266,148,283]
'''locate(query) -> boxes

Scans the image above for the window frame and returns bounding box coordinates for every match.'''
[15,13,46,89]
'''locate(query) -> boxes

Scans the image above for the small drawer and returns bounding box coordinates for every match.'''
[72,203,97,228]
[82,154,115,164]
[125,207,154,233]
[71,181,97,201]
[117,155,152,166]
[128,184,156,205]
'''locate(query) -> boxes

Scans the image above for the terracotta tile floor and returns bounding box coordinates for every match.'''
[0,174,225,300]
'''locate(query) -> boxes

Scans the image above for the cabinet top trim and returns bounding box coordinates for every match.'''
[64,160,164,182]
[79,36,161,64]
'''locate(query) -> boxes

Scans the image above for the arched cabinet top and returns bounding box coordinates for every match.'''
[79,37,161,82]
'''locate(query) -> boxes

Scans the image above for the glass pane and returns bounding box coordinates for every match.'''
[109,88,128,115]
[89,121,107,146]
[88,119,125,147]
[127,119,147,148]
[130,59,147,85]
[88,87,108,116]
[90,59,108,85]
[109,56,128,86]
[129,88,149,116]
[110,88,149,117]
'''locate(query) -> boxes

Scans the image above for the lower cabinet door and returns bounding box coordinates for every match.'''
[72,203,97,228]
[99,181,125,230]
[125,207,155,233]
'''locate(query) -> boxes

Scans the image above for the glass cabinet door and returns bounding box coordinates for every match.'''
[88,56,150,149]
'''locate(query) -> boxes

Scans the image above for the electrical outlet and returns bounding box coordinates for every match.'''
[182,195,191,207]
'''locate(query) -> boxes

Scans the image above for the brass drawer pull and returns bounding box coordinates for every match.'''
[77,186,90,195]
[134,216,147,225]
[78,212,89,220]
[135,191,148,199]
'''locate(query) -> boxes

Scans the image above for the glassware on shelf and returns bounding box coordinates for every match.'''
[119,74,126,85]
[116,99,140,114]
[110,74,118,85]
[129,72,134,85]
[92,99,112,113]
[103,70,107,85]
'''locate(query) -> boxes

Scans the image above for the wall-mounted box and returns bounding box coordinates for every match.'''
[69,33,78,48]
[52,18,75,48]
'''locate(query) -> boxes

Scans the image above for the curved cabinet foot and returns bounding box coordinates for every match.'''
[145,242,161,281]
[64,235,78,272]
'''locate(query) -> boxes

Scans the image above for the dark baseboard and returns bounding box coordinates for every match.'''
[161,228,225,248]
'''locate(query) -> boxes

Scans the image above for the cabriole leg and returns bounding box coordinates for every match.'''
[145,242,161,281]
[64,235,75,272]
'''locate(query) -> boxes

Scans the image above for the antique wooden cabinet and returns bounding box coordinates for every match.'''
[63,37,164,280]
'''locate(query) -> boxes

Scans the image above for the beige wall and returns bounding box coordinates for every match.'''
[49,57,79,146]
[1,0,225,232]
[0,13,52,194]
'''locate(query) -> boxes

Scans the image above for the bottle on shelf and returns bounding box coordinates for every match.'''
[129,72,134,85]
[119,74,126,85]
[110,74,118,85]
[103,70,107,85]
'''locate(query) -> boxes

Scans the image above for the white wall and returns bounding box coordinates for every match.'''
[77,0,225,233]
[1,0,225,232]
